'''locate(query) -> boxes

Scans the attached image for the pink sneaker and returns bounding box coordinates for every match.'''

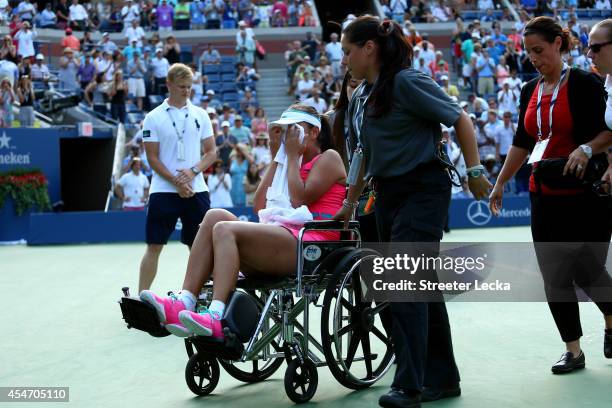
[179,309,224,339]
[139,290,186,326]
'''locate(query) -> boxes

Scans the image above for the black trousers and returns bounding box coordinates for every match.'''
[375,162,460,393]
[530,192,612,342]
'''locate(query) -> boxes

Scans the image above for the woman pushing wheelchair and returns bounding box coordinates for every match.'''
[139,104,347,339]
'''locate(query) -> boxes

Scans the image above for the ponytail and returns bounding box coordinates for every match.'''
[342,15,412,117]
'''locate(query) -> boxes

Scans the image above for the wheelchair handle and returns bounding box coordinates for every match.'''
[302,220,360,231]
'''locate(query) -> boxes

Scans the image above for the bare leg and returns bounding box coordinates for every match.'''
[210,221,297,303]
[139,244,163,292]
[181,209,238,294]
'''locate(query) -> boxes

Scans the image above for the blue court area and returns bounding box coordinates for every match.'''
[1,226,611,407]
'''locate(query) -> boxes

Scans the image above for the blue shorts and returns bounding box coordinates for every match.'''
[146,192,210,246]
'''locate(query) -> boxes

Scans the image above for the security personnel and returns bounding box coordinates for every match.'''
[139,63,217,292]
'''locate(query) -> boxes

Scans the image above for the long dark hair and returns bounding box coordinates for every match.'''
[331,71,353,165]
[288,104,333,153]
[342,15,413,117]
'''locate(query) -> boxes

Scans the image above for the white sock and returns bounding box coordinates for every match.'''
[178,290,196,311]
[209,300,225,319]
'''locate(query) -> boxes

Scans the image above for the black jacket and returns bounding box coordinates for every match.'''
[513,67,608,154]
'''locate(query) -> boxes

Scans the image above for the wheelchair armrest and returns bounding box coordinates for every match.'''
[303,220,360,230]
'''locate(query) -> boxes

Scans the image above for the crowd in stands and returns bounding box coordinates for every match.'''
[0,0,317,32]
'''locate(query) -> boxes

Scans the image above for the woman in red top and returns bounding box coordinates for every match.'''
[490,17,612,374]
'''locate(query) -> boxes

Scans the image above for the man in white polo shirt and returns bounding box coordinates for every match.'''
[139,63,217,292]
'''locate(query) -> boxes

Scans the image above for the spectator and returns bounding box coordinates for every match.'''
[58,47,80,92]
[31,53,50,82]
[252,132,271,172]
[239,87,258,112]
[98,50,115,82]
[122,39,142,62]
[208,160,233,208]
[18,58,31,79]
[190,63,204,104]
[16,0,36,24]
[0,77,15,127]
[236,62,260,83]
[103,4,124,33]
[216,121,237,168]
[84,73,108,115]
[482,109,501,156]
[0,35,16,64]
[431,0,451,22]
[325,33,343,78]
[301,31,319,61]
[497,80,518,116]
[206,89,222,109]
[229,115,251,144]
[77,52,95,90]
[296,71,314,102]
[115,158,150,211]
[109,70,127,123]
[150,48,170,94]
[495,111,515,164]
[229,143,252,206]
[122,144,150,174]
[99,32,118,55]
[121,0,140,27]
[163,36,181,65]
[222,3,239,28]
[303,88,327,113]
[496,55,510,87]
[236,20,255,42]
[125,20,146,48]
[80,30,96,53]
[476,48,496,96]
[430,51,449,81]
[155,0,174,32]
[0,58,18,88]
[415,56,432,76]
[188,0,205,29]
[298,1,316,27]
[250,107,268,137]
[174,0,191,30]
[56,0,71,29]
[69,0,89,31]
[440,75,459,98]
[37,3,57,28]
[574,47,592,72]
[220,104,236,126]
[204,0,224,29]
[243,162,261,206]
[128,52,147,110]
[14,21,36,60]
[420,41,436,69]
[236,30,256,66]
[200,43,221,66]
[61,28,80,52]
[16,75,34,127]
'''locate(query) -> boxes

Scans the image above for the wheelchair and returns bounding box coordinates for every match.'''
[119,220,395,403]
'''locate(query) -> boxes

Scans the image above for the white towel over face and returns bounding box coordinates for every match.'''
[259,124,313,227]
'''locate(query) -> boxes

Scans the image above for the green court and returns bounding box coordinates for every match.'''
[1,226,610,407]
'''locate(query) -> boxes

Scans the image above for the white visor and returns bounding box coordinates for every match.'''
[271,109,321,129]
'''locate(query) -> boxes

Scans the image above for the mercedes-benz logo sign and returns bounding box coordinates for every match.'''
[467,200,492,226]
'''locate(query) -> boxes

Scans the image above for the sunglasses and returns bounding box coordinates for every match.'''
[588,40,612,53]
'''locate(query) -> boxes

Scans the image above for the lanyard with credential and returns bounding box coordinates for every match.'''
[528,64,569,165]
[347,82,373,185]
[536,63,568,141]
[167,108,189,161]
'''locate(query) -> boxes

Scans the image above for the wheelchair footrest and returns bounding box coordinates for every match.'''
[119,296,170,338]
[191,332,244,361]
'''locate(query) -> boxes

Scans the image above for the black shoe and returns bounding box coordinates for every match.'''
[605,332,612,359]
[379,389,421,408]
[421,385,461,402]
[551,351,585,374]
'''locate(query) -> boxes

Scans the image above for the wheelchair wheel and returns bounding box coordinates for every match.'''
[185,353,220,396]
[321,248,395,390]
[219,339,284,383]
[284,358,318,404]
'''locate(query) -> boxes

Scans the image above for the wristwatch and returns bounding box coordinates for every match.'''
[190,166,201,175]
[466,164,485,178]
[579,144,592,159]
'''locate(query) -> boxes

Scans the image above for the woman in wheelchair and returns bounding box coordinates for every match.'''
[140,104,347,339]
